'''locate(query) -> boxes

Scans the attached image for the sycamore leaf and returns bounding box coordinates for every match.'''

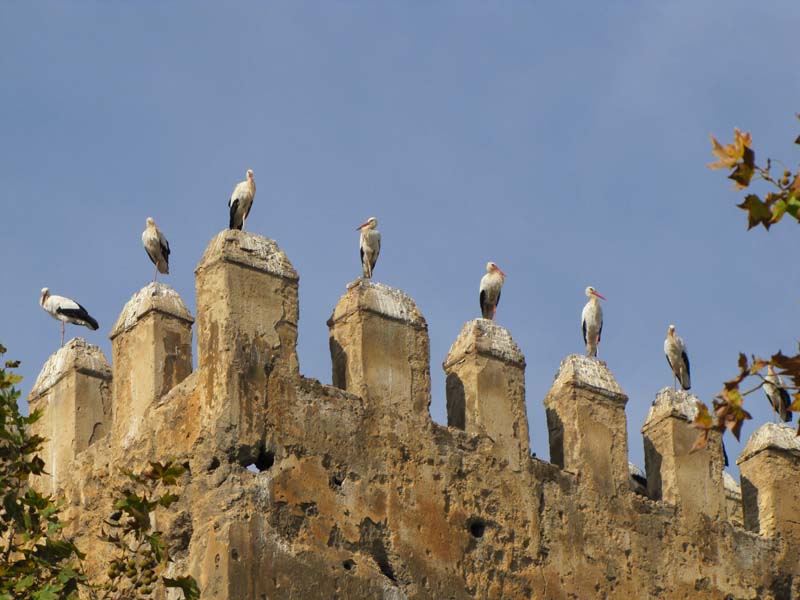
[728,147,756,189]
[771,199,788,223]
[708,128,753,169]
[163,575,200,600]
[749,357,768,374]
[737,194,772,230]
[787,194,800,221]
[790,393,800,413]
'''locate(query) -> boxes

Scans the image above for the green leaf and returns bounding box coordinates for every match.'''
[737,194,772,230]
[158,493,180,508]
[14,575,34,592]
[163,575,201,600]
[771,199,787,223]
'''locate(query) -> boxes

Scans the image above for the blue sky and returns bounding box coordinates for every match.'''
[2,2,799,477]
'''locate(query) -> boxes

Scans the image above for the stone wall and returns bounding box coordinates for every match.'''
[28,230,800,599]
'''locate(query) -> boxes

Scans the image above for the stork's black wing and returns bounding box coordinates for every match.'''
[58,304,99,330]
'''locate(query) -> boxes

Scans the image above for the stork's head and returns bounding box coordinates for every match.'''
[246,169,254,180]
[40,288,50,305]
[486,262,506,278]
[146,217,155,227]
[585,286,606,300]
[356,217,378,231]
[668,324,676,337]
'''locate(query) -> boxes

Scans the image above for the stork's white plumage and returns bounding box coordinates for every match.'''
[479,262,505,320]
[764,365,793,423]
[664,324,691,390]
[40,288,99,347]
[228,169,256,231]
[581,286,605,357]
[356,217,381,279]
[142,217,170,281]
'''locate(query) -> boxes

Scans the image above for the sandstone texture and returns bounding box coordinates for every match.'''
[28,230,800,599]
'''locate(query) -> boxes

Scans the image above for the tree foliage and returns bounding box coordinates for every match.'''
[693,117,800,448]
[0,344,199,599]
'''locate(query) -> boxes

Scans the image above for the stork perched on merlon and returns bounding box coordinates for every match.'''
[479,262,505,320]
[356,217,381,279]
[39,288,99,347]
[141,217,170,281]
[764,365,793,423]
[664,324,691,391]
[581,286,606,358]
[228,169,256,231]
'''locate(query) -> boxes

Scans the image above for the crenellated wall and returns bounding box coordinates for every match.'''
[27,230,800,599]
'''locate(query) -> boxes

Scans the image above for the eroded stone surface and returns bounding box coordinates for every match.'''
[25,231,800,600]
[30,337,111,399]
[109,282,193,338]
[738,422,800,463]
[551,354,626,401]
[443,318,524,368]
[644,388,699,427]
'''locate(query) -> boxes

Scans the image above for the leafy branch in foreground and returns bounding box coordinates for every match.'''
[0,343,199,599]
[692,117,800,449]
[98,462,199,600]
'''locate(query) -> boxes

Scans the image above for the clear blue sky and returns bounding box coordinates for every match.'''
[2,2,799,477]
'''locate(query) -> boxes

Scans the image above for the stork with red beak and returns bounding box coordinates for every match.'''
[664,324,691,390]
[479,262,505,320]
[764,365,793,423]
[228,169,256,231]
[39,288,99,347]
[581,286,606,357]
[356,217,381,278]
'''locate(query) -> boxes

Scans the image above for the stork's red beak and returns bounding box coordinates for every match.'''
[495,265,506,277]
[356,221,369,230]
[592,291,606,300]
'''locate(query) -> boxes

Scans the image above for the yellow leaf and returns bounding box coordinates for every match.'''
[708,128,753,170]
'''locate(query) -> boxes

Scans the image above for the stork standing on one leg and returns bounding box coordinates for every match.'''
[664,324,691,390]
[764,365,793,423]
[479,262,505,320]
[581,286,606,358]
[228,169,256,231]
[39,288,99,347]
[141,217,170,282]
[356,217,381,279]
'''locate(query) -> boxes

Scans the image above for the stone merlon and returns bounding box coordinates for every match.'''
[109,282,194,339]
[30,337,112,399]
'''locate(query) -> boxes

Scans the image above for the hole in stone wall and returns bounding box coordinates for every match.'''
[255,448,275,471]
[467,517,486,539]
[208,457,220,472]
[342,559,355,571]
[241,445,275,473]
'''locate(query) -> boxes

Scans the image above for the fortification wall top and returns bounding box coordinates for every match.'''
[738,421,800,463]
[29,338,111,400]
[109,282,194,338]
[443,318,525,368]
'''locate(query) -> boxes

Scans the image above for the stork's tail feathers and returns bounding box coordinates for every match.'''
[84,315,99,331]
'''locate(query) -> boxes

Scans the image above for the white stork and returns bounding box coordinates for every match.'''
[664,324,691,390]
[479,262,505,320]
[356,217,381,279]
[228,169,256,231]
[581,286,606,357]
[40,288,99,346]
[141,217,170,281]
[764,365,793,423]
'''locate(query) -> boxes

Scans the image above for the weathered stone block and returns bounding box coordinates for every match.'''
[443,319,529,470]
[109,282,193,448]
[543,354,628,497]
[641,388,725,520]
[738,422,800,544]
[28,338,111,494]
[328,279,430,419]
